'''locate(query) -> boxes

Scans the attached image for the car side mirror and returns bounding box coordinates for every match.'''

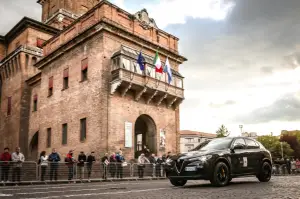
[231,144,244,152]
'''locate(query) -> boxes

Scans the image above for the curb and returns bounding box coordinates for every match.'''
[0,177,167,186]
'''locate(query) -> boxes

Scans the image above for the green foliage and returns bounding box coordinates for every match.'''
[216,125,230,138]
[257,135,293,159]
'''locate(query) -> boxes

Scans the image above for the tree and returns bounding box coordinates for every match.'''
[280,133,300,158]
[216,125,230,138]
[257,135,293,159]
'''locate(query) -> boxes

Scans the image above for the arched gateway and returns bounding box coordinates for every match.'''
[29,131,39,161]
[134,115,157,158]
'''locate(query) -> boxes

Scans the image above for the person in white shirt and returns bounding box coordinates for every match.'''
[11,147,25,184]
[39,151,48,181]
[137,153,149,178]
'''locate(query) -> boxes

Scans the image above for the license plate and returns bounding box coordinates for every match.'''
[185,167,196,171]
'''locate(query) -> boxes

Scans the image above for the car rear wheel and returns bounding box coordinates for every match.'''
[169,179,187,186]
[210,162,230,187]
[257,162,272,182]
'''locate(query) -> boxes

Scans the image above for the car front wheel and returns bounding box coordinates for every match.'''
[257,162,272,182]
[169,179,187,186]
[210,162,230,187]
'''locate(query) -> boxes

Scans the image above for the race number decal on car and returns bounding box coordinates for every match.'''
[243,157,248,167]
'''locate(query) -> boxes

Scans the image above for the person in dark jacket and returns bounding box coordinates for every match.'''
[0,147,11,182]
[109,153,116,178]
[86,152,96,182]
[101,153,109,180]
[65,150,77,182]
[115,151,125,179]
[77,151,86,180]
[48,148,61,181]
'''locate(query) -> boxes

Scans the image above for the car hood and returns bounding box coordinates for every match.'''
[173,149,228,161]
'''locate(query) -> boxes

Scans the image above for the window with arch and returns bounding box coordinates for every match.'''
[32,57,37,65]
[25,55,29,69]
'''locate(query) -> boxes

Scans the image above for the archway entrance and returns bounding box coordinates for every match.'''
[134,115,157,159]
[29,131,39,161]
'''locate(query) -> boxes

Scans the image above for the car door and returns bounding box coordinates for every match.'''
[244,138,261,173]
[230,138,251,175]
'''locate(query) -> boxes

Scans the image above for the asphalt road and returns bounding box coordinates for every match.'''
[0,176,299,199]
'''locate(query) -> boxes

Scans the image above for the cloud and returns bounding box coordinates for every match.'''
[141,0,236,28]
[209,100,236,108]
[0,0,40,35]
[234,91,300,124]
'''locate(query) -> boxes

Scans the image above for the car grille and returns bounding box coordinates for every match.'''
[175,159,184,172]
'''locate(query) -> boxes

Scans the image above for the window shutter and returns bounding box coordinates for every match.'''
[63,68,69,78]
[33,94,38,101]
[49,76,53,88]
[36,38,45,48]
[7,97,11,115]
[81,58,88,70]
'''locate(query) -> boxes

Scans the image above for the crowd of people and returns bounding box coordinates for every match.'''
[0,146,172,184]
[273,158,300,174]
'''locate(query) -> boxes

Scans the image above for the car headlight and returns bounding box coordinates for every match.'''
[189,155,212,162]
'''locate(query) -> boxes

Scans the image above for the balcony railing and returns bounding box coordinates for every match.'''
[110,56,184,108]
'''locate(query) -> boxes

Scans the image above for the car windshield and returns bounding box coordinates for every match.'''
[200,137,233,150]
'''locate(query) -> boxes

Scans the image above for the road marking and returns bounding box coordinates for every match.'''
[0,181,167,191]
[21,188,169,199]
[16,187,111,195]
[0,194,13,197]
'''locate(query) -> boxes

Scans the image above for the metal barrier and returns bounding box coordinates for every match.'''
[0,161,37,182]
[131,163,166,178]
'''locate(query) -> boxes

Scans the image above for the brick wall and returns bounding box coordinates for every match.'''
[30,35,106,159]
[0,42,6,61]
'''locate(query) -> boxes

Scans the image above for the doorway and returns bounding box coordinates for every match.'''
[134,114,157,158]
[29,131,39,161]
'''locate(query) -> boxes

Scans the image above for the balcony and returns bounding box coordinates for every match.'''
[110,46,184,109]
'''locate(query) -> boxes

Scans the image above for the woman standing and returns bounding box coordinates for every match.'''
[39,151,48,181]
[109,152,116,178]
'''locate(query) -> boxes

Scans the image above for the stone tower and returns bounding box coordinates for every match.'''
[38,0,100,30]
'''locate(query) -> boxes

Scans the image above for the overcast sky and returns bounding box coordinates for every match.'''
[1,0,300,136]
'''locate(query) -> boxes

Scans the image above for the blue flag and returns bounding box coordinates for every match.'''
[137,52,145,71]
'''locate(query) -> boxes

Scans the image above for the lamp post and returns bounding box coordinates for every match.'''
[239,125,243,135]
[280,142,283,159]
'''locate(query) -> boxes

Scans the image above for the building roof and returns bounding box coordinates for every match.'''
[2,17,59,44]
[112,45,184,78]
[180,130,217,138]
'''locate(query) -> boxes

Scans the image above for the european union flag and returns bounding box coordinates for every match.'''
[137,52,146,71]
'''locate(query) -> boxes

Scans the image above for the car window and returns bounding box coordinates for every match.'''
[245,139,260,149]
[200,138,233,150]
[233,138,246,149]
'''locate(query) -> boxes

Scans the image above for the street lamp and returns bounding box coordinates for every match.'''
[239,125,243,135]
[280,142,283,159]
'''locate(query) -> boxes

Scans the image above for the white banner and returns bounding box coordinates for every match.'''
[125,122,133,148]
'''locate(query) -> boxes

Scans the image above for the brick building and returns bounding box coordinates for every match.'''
[0,0,187,161]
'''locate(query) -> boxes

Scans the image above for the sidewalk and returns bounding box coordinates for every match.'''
[0,177,167,186]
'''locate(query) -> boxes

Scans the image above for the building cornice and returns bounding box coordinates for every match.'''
[44,8,80,24]
[26,72,42,86]
[3,17,59,44]
[0,45,43,68]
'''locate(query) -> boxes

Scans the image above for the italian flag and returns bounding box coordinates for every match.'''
[153,51,163,73]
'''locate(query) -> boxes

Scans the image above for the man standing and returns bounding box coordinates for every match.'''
[86,152,96,182]
[137,153,149,178]
[101,153,109,180]
[66,150,76,182]
[0,147,11,183]
[11,147,25,184]
[48,148,61,181]
[77,151,86,180]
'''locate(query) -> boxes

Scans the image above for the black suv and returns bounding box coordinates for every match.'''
[165,137,272,187]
